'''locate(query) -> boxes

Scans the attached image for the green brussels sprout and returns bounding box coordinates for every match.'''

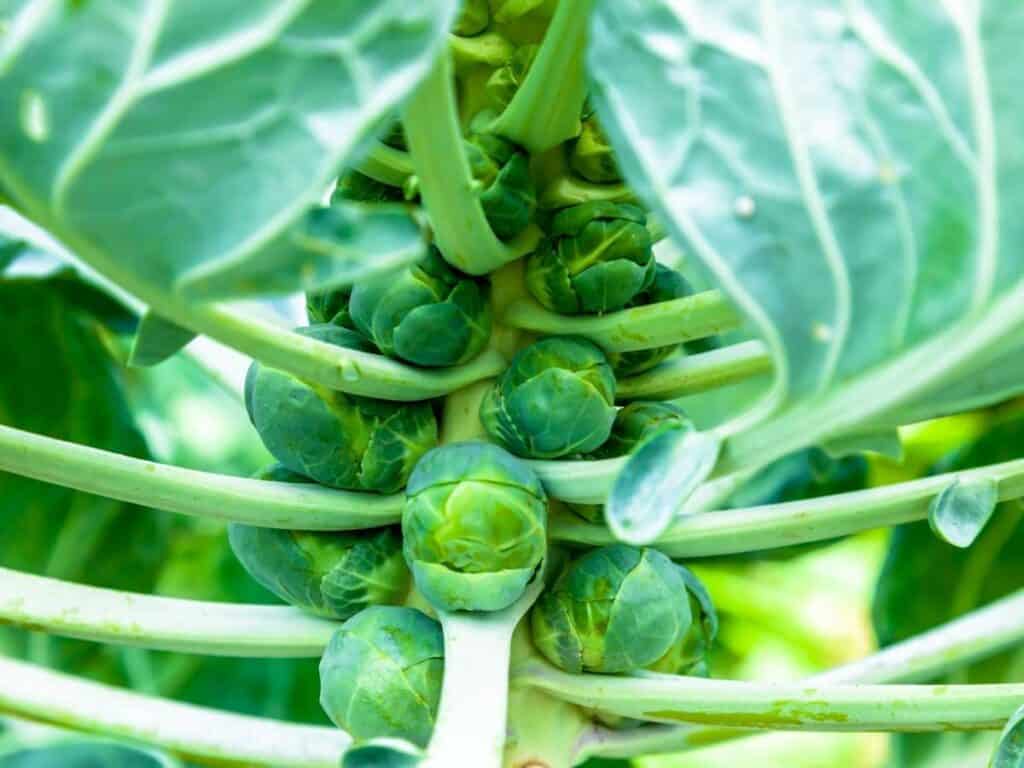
[245,325,437,492]
[648,565,718,677]
[525,201,656,315]
[349,248,491,367]
[305,285,355,329]
[453,0,489,36]
[531,544,692,674]
[319,606,443,747]
[608,264,693,377]
[228,522,409,621]
[590,402,693,459]
[480,337,616,459]
[485,44,538,111]
[402,442,547,612]
[465,130,536,241]
[332,171,406,204]
[569,115,621,184]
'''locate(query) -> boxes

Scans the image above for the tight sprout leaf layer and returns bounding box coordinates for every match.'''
[525,201,656,315]
[245,325,438,492]
[401,442,547,612]
[480,336,617,459]
[531,544,691,674]
[319,606,444,748]
[351,248,492,368]
[228,523,410,621]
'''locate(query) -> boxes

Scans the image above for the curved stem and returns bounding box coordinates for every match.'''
[519,659,1024,732]
[616,341,773,401]
[0,567,336,657]
[424,579,544,768]
[4,174,505,401]
[576,587,1024,760]
[529,456,625,505]
[403,52,536,275]
[503,291,741,353]
[490,0,594,152]
[356,142,414,187]
[551,457,1024,557]
[0,424,403,530]
[0,656,348,768]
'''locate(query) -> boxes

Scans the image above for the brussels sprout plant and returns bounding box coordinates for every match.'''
[3,4,1024,768]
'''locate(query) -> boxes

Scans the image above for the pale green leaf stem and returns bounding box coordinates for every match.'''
[490,0,594,152]
[552,457,1024,557]
[0,567,336,657]
[403,51,538,275]
[502,290,742,354]
[0,656,348,768]
[0,424,404,530]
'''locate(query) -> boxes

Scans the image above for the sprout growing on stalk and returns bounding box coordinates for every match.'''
[319,606,444,747]
[228,522,410,621]
[525,201,656,315]
[590,401,693,459]
[350,247,492,368]
[244,325,438,492]
[530,544,692,674]
[401,442,547,612]
[480,336,616,459]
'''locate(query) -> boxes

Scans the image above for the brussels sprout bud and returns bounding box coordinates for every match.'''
[591,402,693,459]
[569,116,621,184]
[319,606,443,747]
[228,523,409,620]
[465,131,536,241]
[480,337,616,459]
[453,0,490,36]
[332,172,406,205]
[648,565,718,677]
[402,442,547,612]
[245,325,438,492]
[305,286,355,329]
[530,544,691,674]
[486,45,538,111]
[349,248,491,368]
[608,264,693,376]
[525,201,656,315]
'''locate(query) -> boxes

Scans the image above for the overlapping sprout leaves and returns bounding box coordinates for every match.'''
[2,2,1024,768]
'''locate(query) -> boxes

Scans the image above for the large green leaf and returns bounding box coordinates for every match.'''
[0,1,454,298]
[589,2,1024,490]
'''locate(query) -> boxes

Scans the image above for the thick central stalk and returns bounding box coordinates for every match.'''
[425,613,517,768]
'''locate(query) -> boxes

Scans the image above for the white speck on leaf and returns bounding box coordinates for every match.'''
[734,195,756,218]
[20,90,49,143]
[812,323,833,342]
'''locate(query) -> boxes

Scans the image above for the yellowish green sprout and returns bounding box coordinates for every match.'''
[402,442,547,612]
